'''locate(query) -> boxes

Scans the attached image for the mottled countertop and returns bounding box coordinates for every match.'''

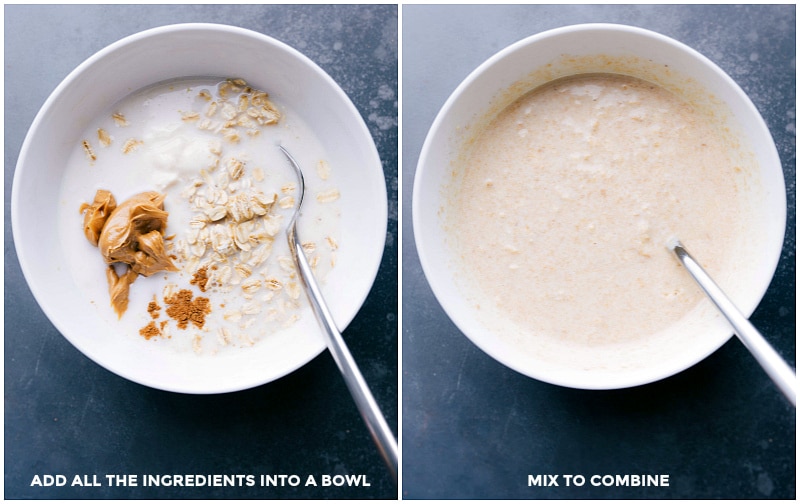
[402,4,795,500]
[4,3,796,501]
[4,4,397,500]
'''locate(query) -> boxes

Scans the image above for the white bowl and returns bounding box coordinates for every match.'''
[413,23,786,390]
[12,23,387,394]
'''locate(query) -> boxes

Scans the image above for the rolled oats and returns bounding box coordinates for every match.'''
[181,111,200,122]
[221,102,238,121]
[217,327,232,345]
[316,188,341,203]
[264,277,283,291]
[125,77,339,351]
[190,242,207,258]
[242,301,261,315]
[222,128,240,144]
[316,159,331,180]
[82,140,97,162]
[189,215,209,228]
[122,138,143,154]
[241,278,262,294]
[286,282,301,300]
[112,112,129,126]
[278,256,296,272]
[205,205,228,222]
[226,157,245,180]
[237,94,249,113]
[97,128,112,147]
[278,196,295,209]
[209,224,234,254]
[234,263,252,279]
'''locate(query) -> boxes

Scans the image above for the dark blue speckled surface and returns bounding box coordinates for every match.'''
[4,3,795,501]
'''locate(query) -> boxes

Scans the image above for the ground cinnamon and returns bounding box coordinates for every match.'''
[147,296,162,319]
[190,266,209,292]
[139,320,161,339]
[164,289,211,330]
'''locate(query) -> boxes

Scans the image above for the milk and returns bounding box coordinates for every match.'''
[58,77,341,355]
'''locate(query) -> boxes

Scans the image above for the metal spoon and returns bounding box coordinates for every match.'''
[280,145,399,484]
[669,239,796,406]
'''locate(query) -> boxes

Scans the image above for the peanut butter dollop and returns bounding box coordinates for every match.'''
[78,189,116,246]
[80,190,178,318]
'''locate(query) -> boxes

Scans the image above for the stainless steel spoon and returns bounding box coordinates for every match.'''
[280,145,399,484]
[669,239,796,406]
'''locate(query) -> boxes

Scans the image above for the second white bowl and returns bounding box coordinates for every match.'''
[413,24,786,390]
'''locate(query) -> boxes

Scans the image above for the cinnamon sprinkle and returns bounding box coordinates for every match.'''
[164,289,211,330]
[190,266,209,292]
[147,296,162,319]
[139,321,161,340]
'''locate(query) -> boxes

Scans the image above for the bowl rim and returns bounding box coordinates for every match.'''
[11,22,388,394]
[412,22,787,390]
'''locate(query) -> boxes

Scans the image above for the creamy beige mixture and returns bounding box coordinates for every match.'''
[449,73,751,346]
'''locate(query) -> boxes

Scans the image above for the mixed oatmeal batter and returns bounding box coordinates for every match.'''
[449,73,753,346]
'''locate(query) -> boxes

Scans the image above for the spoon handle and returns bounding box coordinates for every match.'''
[672,241,796,407]
[289,230,399,484]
